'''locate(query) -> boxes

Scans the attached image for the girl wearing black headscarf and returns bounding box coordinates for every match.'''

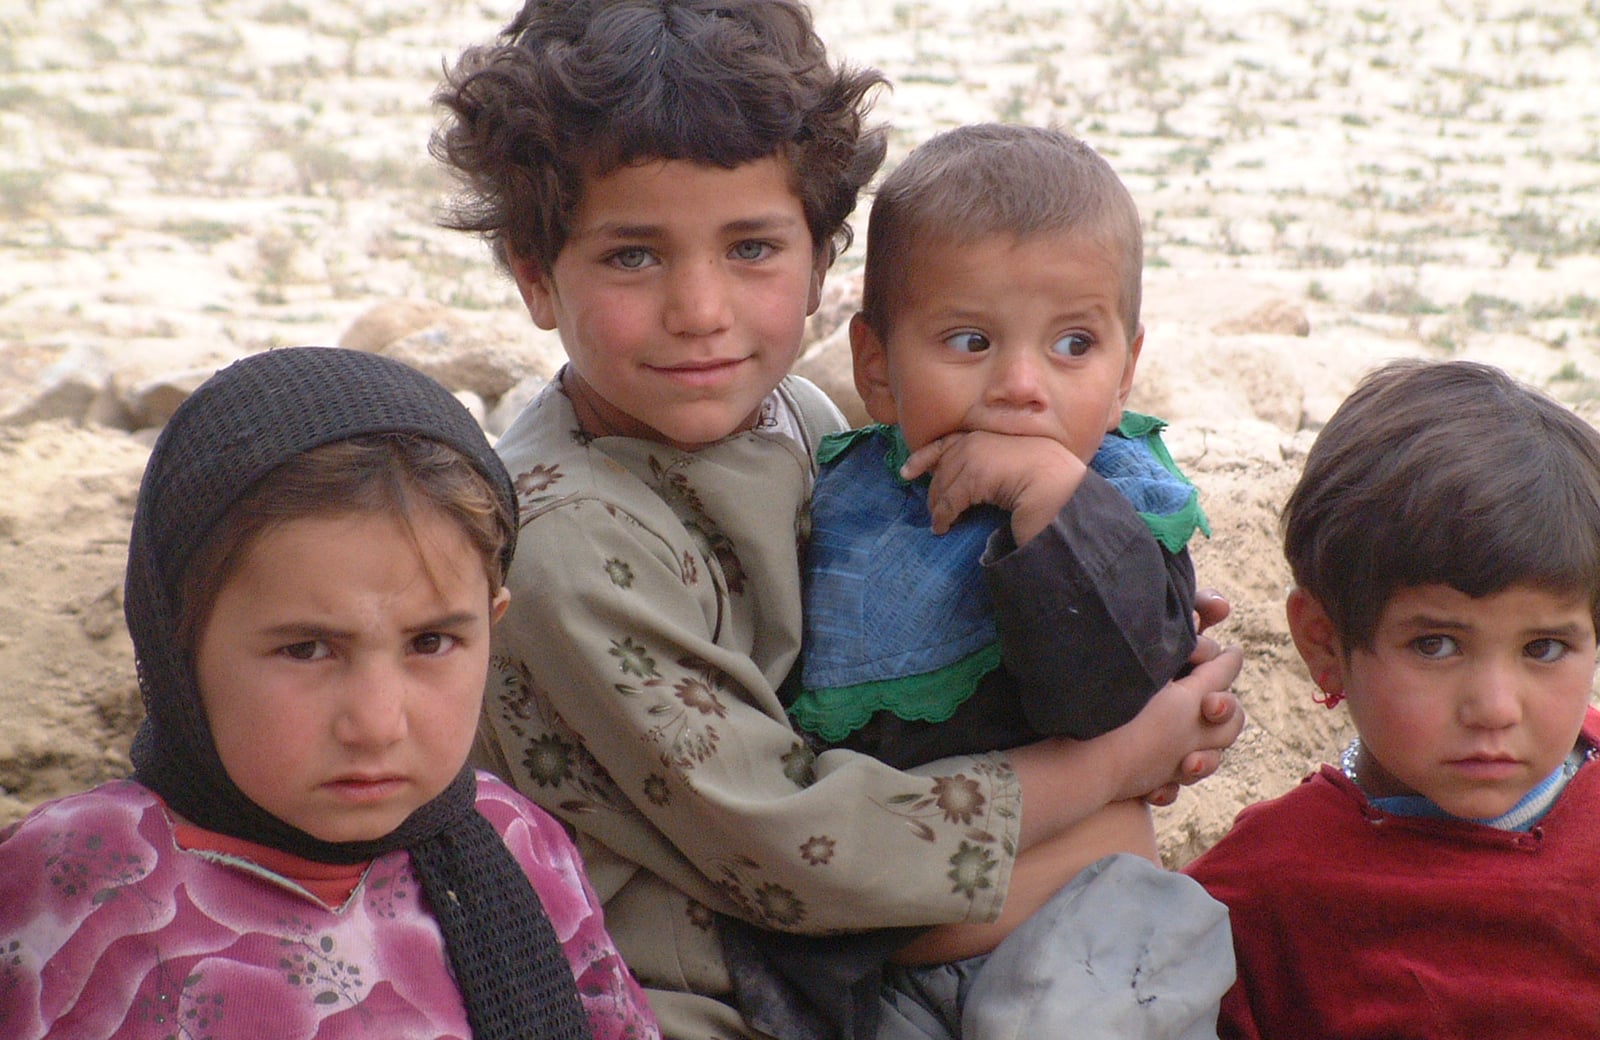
[0,347,658,1040]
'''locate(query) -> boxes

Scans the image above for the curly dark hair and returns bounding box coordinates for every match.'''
[431,0,887,274]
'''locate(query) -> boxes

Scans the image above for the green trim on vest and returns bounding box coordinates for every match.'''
[789,642,1003,743]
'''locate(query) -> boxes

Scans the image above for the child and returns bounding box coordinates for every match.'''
[1184,358,1600,1039]
[433,3,1245,1038]
[0,347,658,1040]
[758,123,1232,1040]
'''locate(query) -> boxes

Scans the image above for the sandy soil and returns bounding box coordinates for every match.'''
[4,0,1600,864]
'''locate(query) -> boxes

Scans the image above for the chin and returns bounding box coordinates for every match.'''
[300,815,408,845]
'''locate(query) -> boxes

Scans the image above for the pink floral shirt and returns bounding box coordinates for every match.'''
[0,774,660,1040]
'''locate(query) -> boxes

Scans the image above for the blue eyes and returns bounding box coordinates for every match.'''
[610,248,655,270]
[606,241,773,269]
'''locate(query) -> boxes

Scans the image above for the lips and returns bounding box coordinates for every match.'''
[323,775,407,802]
[1446,756,1521,781]
[648,356,751,389]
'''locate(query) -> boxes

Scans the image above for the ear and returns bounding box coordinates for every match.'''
[806,249,828,316]
[490,586,511,625]
[508,253,559,331]
[1285,586,1345,699]
[849,313,899,426]
[1108,323,1145,430]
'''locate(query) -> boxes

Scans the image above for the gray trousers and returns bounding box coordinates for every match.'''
[876,854,1233,1040]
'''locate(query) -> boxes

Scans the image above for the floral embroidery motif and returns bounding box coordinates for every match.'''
[671,661,730,718]
[713,857,808,929]
[780,743,816,788]
[523,734,579,788]
[609,638,659,679]
[134,954,226,1040]
[515,463,564,505]
[43,829,151,907]
[685,901,715,932]
[752,882,805,927]
[649,456,746,595]
[878,773,992,842]
[635,656,736,770]
[363,866,415,921]
[798,836,835,866]
[487,655,631,817]
[278,924,366,1008]
[930,775,986,825]
[604,558,634,589]
[642,775,671,807]
[946,841,998,898]
[868,762,1014,905]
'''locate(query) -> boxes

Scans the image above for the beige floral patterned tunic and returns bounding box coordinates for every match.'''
[476,371,1023,1039]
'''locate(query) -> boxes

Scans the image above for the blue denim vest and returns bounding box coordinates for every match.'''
[792,414,1205,742]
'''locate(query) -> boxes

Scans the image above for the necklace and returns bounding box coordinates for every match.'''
[1339,737,1364,788]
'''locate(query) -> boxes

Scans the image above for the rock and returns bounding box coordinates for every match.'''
[123,367,219,431]
[338,299,454,354]
[806,267,863,348]
[487,374,550,437]
[340,301,564,405]
[0,345,109,427]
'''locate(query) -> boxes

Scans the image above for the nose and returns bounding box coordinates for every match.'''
[332,663,409,748]
[663,257,733,337]
[984,347,1047,410]
[1457,663,1522,730]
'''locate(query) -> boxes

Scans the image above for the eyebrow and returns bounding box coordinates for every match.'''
[928,300,1115,325]
[257,612,482,641]
[1394,614,1591,639]
[585,212,806,240]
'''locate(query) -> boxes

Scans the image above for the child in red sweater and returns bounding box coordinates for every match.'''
[1185,358,1600,1039]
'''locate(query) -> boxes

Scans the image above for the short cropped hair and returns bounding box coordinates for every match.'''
[859,123,1143,341]
[1282,358,1600,651]
[431,0,887,273]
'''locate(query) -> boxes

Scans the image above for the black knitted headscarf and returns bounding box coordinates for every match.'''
[125,346,591,1040]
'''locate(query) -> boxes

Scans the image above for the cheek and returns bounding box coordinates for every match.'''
[1104,393,1125,431]
[560,284,651,356]
[421,656,490,758]
[887,371,960,449]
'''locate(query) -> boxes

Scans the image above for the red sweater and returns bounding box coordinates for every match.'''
[1185,709,1600,1040]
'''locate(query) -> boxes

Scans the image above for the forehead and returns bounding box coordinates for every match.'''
[234,506,495,600]
[891,228,1129,309]
[572,155,807,231]
[1377,582,1597,634]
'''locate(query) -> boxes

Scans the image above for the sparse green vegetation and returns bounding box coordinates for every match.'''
[0,0,1596,394]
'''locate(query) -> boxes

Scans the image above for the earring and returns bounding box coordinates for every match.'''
[1311,669,1344,709]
